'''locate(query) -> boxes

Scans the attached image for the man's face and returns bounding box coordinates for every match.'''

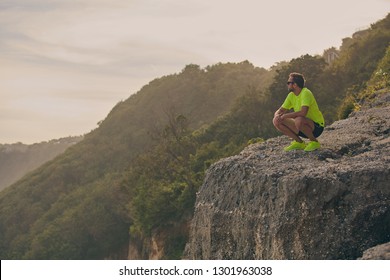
[287,77,295,92]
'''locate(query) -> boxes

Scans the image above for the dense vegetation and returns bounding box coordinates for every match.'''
[0,14,389,259]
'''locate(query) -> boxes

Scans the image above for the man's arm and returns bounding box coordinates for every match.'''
[280,106,309,120]
[274,107,288,117]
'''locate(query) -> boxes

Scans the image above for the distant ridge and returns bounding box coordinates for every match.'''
[0,136,83,191]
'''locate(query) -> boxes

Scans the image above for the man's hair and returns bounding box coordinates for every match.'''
[289,73,305,88]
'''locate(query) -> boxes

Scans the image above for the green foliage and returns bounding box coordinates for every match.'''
[337,43,390,119]
[363,45,390,95]
[337,86,362,119]
[248,138,265,145]
[331,14,390,119]
[127,114,199,236]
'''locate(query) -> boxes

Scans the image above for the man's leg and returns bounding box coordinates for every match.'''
[273,116,302,142]
[294,117,321,151]
[294,117,317,141]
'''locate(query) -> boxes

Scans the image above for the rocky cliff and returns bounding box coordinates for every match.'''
[184,92,390,260]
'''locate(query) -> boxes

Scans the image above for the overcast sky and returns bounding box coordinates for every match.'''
[1,0,389,144]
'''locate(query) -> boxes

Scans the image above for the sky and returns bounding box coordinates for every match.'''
[1,0,389,144]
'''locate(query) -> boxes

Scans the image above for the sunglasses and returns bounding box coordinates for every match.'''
[287,81,295,85]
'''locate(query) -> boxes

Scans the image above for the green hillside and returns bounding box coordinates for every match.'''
[0,61,273,259]
[0,13,389,259]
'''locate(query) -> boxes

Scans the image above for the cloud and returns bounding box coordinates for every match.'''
[1,0,211,73]
[1,0,389,143]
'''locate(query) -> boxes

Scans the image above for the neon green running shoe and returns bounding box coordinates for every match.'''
[304,141,321,152]
[284,140,306,151]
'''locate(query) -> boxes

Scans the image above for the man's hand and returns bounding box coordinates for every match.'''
[273,113,284,125]
[274,107,287,125]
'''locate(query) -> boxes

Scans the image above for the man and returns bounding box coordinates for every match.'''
[273,72,324,152]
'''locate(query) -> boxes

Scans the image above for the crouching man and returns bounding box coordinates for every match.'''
[273,72,325,152]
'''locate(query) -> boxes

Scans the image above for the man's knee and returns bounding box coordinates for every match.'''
[273,116,283,129]
[272,116,278,127]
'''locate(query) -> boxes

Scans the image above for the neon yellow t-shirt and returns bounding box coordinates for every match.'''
[281,88,325,127]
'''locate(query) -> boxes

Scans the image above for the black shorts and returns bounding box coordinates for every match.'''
[298,122,324,138]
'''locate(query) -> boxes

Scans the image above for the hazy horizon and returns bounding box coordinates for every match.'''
[1,0,389,144]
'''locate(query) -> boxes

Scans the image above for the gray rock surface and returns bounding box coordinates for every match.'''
[184,93,390,260]
[359,242,390,259]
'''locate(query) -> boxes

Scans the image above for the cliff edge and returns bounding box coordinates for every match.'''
[184,92,390,260]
